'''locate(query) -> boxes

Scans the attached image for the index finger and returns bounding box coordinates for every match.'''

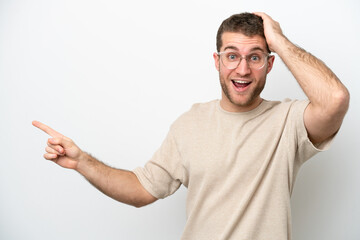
[32,120,64,137]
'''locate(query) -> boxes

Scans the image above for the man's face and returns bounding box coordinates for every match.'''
[213,32,275,112]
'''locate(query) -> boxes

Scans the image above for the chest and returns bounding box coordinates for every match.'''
[178,111,293,187]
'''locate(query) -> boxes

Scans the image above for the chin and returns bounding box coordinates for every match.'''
[231,94,262,108]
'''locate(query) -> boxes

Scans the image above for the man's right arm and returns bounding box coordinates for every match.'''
[32,121,157,208]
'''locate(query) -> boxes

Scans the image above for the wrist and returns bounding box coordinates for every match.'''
[75,151,93,173]
[269,34,290,54]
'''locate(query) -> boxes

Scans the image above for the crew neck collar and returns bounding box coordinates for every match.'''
[216,99,269,116]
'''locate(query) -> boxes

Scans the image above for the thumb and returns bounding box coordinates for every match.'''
[48,136,82,160]
[48,136,74,149]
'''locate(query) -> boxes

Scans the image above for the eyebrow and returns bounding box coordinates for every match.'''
[223,46,266,53]
[223,46,239,51]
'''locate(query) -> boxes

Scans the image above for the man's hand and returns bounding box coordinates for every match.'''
[32,121,84,169]
[253,12,287,53]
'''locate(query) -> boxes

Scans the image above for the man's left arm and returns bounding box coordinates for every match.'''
[255,12,350,145]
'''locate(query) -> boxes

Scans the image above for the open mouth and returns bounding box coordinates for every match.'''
[232,80,251,90]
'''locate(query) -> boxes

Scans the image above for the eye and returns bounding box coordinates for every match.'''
[226,52,239,61]
[249,55,260,62]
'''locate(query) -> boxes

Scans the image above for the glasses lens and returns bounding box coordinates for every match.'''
[220,52,240,69]
[220,51,268,70]
[247,53,266,69]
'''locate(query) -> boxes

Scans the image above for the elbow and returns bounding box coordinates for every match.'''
[132,198,156,208]
[128,171,158,208]
[132,198,149,208]
[133,203,148,208]
[121,197,151,208]
[332,86,350,115]
[316,86,350,122]
[130,192,158,208]
[132,202,144,208]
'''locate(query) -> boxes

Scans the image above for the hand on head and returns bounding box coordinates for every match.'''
[253,12,286,53]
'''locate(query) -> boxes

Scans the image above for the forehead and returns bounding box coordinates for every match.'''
[221,32,267,53]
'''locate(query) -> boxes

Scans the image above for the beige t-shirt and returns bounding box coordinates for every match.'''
[134,99,333,240]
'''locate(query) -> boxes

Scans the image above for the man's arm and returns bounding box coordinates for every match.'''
[255,12,350,144]
[32,121,157,208]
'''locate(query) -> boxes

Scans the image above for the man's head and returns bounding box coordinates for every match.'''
[216,12,270,53]
[213,12,275,112]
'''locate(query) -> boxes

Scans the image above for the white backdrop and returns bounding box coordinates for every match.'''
[1,0,359,239]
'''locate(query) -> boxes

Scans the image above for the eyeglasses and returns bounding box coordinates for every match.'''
[217,51,271,70]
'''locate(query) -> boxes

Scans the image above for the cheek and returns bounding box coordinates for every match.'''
[219,67,233,79]
[254,68,268,80]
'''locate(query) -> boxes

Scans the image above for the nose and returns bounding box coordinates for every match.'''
[234,58,251,76]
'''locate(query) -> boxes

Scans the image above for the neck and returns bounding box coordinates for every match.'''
[220,97,263,113]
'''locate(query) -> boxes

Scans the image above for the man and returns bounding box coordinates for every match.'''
[33,12,349,240]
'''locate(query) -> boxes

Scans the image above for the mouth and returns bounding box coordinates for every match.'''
[231,80,251,91]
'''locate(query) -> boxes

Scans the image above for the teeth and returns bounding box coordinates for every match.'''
[234,80,249,84]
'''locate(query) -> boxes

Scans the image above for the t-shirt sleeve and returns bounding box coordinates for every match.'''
[291,100,336,164]
[132,130,184,199]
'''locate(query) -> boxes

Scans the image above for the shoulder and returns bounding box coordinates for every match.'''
[169,100,218,131]
[188,100,218,115]
[264,98,309,113]
[253,99,310,126]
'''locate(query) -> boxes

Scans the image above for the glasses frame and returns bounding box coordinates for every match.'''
[217,51,272,70]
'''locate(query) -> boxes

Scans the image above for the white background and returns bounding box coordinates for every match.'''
[1,0,359,239]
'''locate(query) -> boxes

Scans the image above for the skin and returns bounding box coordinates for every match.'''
[213,32,275,112]
[253,12,349,144]
[32,12,349,208]
[32,120,157,208]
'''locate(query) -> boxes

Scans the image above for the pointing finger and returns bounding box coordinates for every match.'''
[32,121,64,138]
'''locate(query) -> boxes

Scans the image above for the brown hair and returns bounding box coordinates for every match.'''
[216,12,270,53]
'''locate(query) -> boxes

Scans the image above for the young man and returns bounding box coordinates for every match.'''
[33,12,349,240]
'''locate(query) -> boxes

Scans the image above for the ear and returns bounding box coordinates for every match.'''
[266,55,275,74]
[213,52,220,71]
